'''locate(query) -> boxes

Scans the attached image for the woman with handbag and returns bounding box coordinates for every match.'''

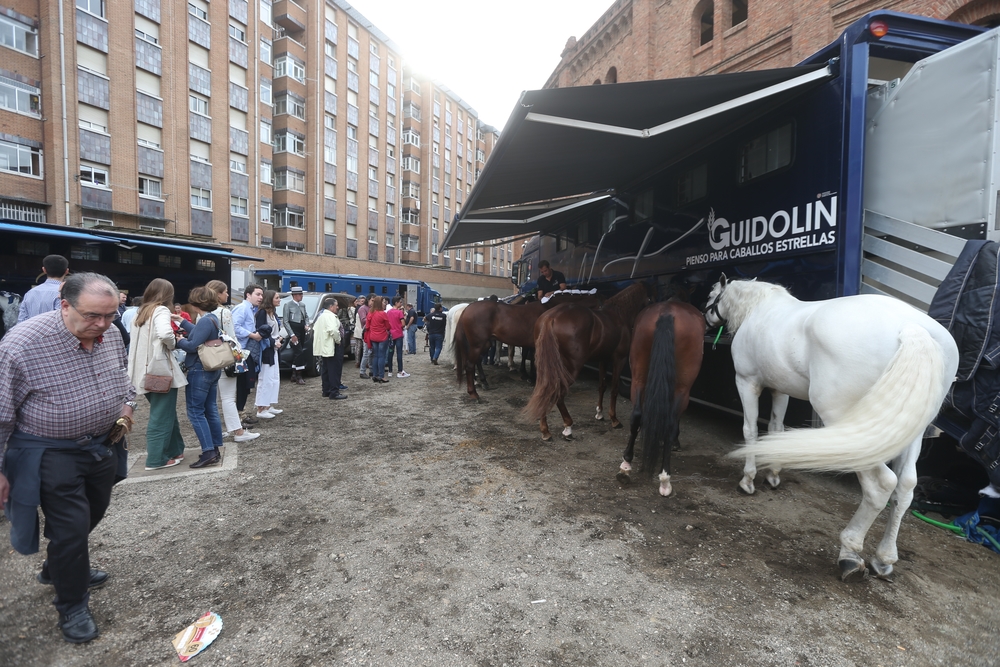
[175,286,226,468]
[206,280,260,443]
[126,278,188,470]
[254,290,284,419]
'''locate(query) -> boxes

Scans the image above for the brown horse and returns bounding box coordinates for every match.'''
[454,294,601,401]
[523,283,650,441]
[615,301,706,496]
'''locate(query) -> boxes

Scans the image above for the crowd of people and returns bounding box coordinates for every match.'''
[0,254,463,643]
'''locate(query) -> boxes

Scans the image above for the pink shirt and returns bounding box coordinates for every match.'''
[387,307,405,339]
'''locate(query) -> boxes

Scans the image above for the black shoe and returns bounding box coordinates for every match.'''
[330,393,348,400]
[37,564,109,590]
[189,451,221,468]
[243,415,259,426]
[338,384,348,390]
[59,607,99,644]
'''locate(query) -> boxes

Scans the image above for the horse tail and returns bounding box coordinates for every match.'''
[731,324,948,472]
[454,322,469,384]
[443,303,465,362]
[523,318,574,422]
[640,313,677,476]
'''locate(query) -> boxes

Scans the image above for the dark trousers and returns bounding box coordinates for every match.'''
[288,321,308,371]
[38,448,117,614]
[236,370,252,411]
[392,337,404,372]
[321,342,344,396]
[428,333,444,361]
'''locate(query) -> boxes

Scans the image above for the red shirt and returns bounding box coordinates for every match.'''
[367,310,390,342]
[387,307,405,339]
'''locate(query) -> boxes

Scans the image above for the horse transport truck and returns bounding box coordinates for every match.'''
[444,10,1000,417]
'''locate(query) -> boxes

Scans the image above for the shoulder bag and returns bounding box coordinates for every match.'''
[198,314,237,371]
[142,319,174,393]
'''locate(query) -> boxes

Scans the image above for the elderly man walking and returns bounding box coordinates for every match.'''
[0,272,135,643]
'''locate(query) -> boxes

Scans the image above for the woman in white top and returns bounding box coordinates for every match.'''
[126,278,188,470]
[254,289,285,418]
[206,280,260,443]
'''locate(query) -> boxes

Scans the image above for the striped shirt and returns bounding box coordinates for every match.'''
[0,309,136,447]
[16,278,62,324]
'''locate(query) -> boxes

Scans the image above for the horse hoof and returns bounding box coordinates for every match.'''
[616,470,632,485]
[838,558,869,582]
[658,473,673,497]
[562,434,574,441]
[738,479,756,495]
[541,435,552,442]
[611,421,623,430]
[766,473,781,489]
[595,413,604,421]
[869,559,894,581]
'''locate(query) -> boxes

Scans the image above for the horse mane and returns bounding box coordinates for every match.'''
[721,280,792,331]
[603,282,649,325]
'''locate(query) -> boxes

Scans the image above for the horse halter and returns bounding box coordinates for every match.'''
[704,289,726,324]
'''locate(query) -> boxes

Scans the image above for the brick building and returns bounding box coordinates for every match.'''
[544,0,997,89]
[0,0,511,299]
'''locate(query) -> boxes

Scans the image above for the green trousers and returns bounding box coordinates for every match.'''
[145,388,186,466]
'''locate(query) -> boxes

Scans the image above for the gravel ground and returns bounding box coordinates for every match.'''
[2,351,999,667]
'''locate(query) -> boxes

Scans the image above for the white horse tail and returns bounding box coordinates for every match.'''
[443,303,468,363]
[732,324,947,473]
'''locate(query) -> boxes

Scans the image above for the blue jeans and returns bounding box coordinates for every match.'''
[428,333,444,361]
[406,325,417,354]
[371,340,389,379]
[392,337,404,372]
[185,369,223,453]
[360,342,372,375]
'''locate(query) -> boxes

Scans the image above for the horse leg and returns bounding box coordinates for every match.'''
[765,391,789,489]
[557,398,574,440]
[870,436,921,580]
[618,388,642,484]
[539,413,552,442]
[735,376,763,495]
[477,357,490,390]
[595,361,607,421]
[608,356,626,429]
[657,395,684,497]
[465,362,481,402]
[838,463,898,581]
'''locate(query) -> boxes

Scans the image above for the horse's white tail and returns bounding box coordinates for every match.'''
[731,325,947,472]
[442,303,468,362]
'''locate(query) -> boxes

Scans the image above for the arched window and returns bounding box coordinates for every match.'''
[700,2,714,45]
[593,79,602,85]
[605,67,617,84]
[732,0,747,27]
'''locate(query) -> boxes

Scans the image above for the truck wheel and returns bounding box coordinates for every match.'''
[310,354,322,377]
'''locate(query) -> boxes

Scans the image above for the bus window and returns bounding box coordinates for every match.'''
[740,122,793,183]
[382,286,388,294]
[325,283,332,291]
[355,284,362,292]
[308,282,316,291]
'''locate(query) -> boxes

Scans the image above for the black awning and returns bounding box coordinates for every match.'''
[445,63,831,248]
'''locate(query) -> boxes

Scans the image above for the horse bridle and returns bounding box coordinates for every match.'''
[704,288,725,323]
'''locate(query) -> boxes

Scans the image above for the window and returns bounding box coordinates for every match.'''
[273,168,305,192]
[1,140,42,177]
[139,176,162,198]
[260,0,272,26]
[117,249,143,264]
[137,137,160,149]
[370,42,379,56]
[740,123,793,183]
[135,28,158,45]
[260,119,271,145]
[0,15,38,56]
[230,196,249,216]
[159,254,182,269]
[189,94,209,116]
[385,202,394,217]
[676,163,708,205]
[368,229,377,243]
[431,219,438,230]
[401,208,418,225]
[229,24,246,43]
[732,0,748,27]
[432,242,438,255]
[325,114,335,130]
[402,129,420,147]
[191,187,211,208]
[368,196,378,211]
[260,39,272,65]
[260,161,272,184]
[368,166,378,181]
[348,23,358,38]
[0,77,40,116]
[188,3,208,21]
[230,155,246,173]
[274,93,305,119]
[699,2,714,45]
[80,164,108,187]
[261,200,271,222]
[369,71,379,88]
[346,189,357,206]
[401,156,420,173]
[80,118,107,133]
[273,131,305,155]
[347,58,357,73]
[347,125,358,140]
[274,55,305,83]
[324,144,336,165]
[325,41,335,58]
[401,235,419,252]
[196,259,216,272]
[346,155,358,174]
[77,0,104,18]
[260,79,272,105]
[70,245,100,261]
[273,207,304,228]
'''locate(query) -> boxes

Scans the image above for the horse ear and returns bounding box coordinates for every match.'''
[719,273,727,287]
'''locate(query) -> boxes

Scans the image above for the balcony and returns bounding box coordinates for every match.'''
[272,0,306,32]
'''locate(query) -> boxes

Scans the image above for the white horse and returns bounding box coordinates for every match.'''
[443,302,470,367]
[704,276,959,580]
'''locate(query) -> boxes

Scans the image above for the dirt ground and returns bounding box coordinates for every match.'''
[2,349,999,667]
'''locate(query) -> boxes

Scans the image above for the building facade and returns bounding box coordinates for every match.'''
[544,0,997,89]
[0,0,512,296]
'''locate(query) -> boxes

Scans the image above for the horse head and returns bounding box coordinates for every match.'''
[704,273,728,327]
[705,276,787,331]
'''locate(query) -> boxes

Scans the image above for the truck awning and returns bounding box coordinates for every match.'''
[444,63,831,248]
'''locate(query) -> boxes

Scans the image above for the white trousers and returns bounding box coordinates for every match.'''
[255,361,280,408]
[218,374,242,432]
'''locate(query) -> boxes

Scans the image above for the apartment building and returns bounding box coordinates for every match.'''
[544,0,995,90]
[0,0,512,296]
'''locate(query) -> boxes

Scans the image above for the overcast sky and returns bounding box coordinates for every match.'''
[349,0,615,131]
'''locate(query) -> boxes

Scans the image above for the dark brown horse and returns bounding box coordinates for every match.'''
[616,301,706,496]
[454,294,601,401]
[523,283,650,441]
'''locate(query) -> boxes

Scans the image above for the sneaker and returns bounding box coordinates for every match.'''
[256,410,276,419]
[267,407,283,414]
[360,372,369,379]
[234,431,261,443]
[397,371,410,378]
[222,431,231,439]
[144,458,182,471]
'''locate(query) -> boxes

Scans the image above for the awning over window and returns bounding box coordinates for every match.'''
[444,63,832,248]
[0,221,117,243]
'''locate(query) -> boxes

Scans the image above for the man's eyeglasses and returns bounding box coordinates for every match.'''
[69,304,119,323]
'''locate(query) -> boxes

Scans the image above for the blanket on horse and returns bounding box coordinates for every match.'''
[929,239,1000,488]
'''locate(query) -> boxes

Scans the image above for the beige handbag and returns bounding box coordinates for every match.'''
[197,315,237,371]
[142,323,173,393]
